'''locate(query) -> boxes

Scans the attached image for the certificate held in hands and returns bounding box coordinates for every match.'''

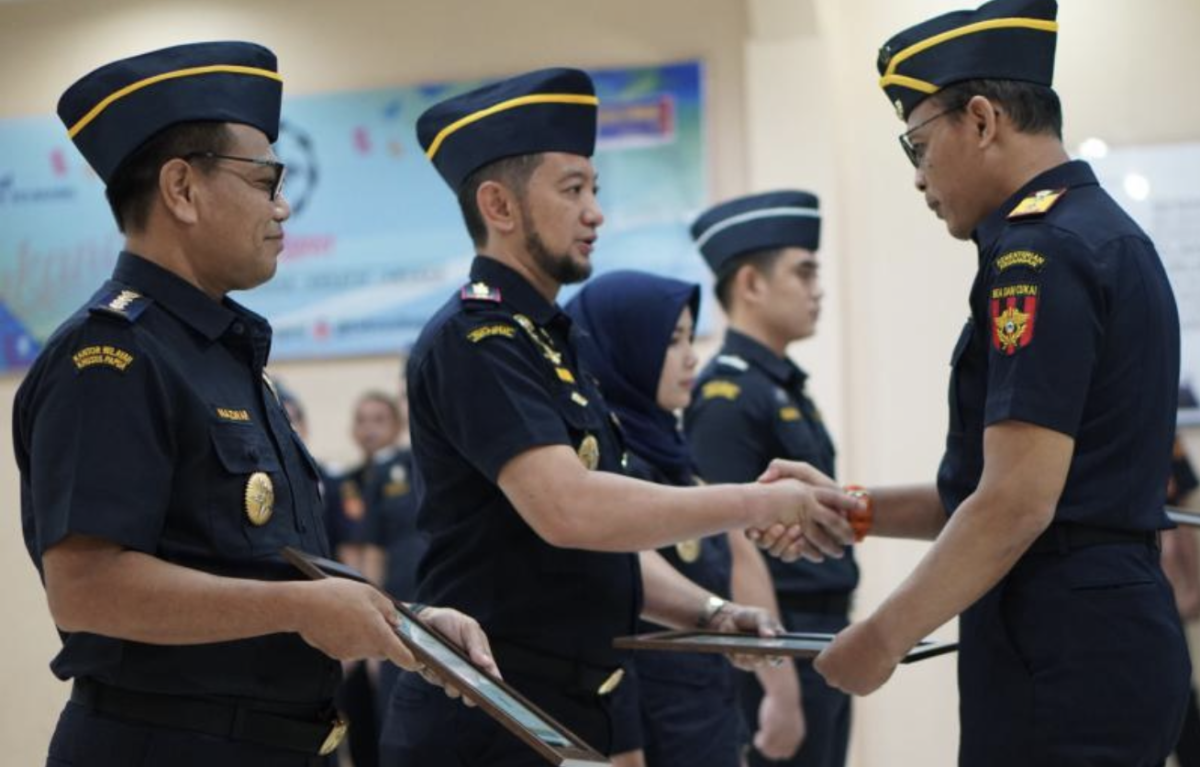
[281,547,611,767]
[614,630,957,664]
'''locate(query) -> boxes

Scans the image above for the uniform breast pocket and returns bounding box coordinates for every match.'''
[557,390,608,470]
[209,425,287,556]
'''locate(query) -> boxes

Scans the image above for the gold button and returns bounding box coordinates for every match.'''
[597,668,625,696]
[318,717,348,756]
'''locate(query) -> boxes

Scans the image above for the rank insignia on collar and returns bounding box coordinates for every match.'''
[89,289,151,322]
[990,283,1040,355]
[1007,188,1067,220]
[461,281,502,302]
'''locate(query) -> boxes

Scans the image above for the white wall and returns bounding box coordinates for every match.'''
[2,1,1199,765]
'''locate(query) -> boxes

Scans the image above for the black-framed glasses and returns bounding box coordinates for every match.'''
[184,151,287,200]
[898,106,961,168]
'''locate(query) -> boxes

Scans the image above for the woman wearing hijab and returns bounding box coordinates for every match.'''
[566,270,803,767]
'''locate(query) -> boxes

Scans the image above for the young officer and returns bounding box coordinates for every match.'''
[686,191,854,767]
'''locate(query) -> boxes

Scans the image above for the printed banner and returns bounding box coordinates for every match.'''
[0,61,707,372]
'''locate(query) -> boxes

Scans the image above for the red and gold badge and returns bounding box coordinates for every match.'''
[990,283,1039,355]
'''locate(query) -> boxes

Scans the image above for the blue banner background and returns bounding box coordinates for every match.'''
[0,61,708,371]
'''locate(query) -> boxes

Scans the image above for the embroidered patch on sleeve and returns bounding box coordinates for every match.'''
[990,284,1040,355]
[701,380,741,401]
[72,345,135,372]
[994,250,1046,273]
[466,324,517,343]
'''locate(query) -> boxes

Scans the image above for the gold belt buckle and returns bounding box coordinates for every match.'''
[597,668,624,696]
[318,717,348,756]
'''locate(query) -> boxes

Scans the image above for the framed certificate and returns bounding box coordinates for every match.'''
[281,547,610,767]
[613,630,957,664]
[1168,506,1200,527]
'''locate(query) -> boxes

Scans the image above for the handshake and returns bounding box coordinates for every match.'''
[744,460,871,563]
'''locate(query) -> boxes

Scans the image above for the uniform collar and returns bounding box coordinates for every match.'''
[112,251,271,345]
[723,328,807,387]
[972,160,1100,253]
[469,255,563,326]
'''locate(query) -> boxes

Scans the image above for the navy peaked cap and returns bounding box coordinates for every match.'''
[691,190,821,276]
[58,41,282,184]
[877,0,1058,121]
[417,67,598,191]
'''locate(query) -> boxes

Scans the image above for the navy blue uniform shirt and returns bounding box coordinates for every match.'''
[939,160,1179,530]
[14,251,339,703]
[407,256,641,671]
[686,330,858,596]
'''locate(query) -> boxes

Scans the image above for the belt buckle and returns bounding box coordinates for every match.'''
[597,668,624,696]
[318,717,348,756]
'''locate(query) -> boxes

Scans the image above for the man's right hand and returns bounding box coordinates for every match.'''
[746,476,858,561]
[293,578,418,669]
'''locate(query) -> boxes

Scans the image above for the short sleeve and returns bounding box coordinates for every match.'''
[685,379,773,483]
[417,317,571,482]
[983,232,1107,436]
[21,325,175,556]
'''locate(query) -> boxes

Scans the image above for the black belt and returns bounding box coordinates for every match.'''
[491,642,625,697]
[1026,523,1159,556]
[776,591,851,616]
[70,679,346,756]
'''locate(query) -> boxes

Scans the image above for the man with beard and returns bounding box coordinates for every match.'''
[380,67,862,766]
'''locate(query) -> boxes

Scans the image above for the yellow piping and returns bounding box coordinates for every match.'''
[425,93,599,160]
[67,64,282,138]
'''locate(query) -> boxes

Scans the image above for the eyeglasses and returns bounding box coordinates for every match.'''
[184,152,287,200]
[898,106,961,168]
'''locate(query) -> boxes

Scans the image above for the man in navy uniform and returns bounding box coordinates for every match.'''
[767,1,1190,764]
[381,67,861,766]
[14,42,494,767]
[685,191,855,767]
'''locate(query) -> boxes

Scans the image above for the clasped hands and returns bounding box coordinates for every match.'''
[745,459,864,563]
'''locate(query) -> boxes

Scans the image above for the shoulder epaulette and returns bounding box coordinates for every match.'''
[715,354,749,373]
[1007,188,1067,221]
[87,289,151,323]
[459,281,502,303]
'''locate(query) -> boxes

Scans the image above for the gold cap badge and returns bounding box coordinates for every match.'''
[244,472,275,526]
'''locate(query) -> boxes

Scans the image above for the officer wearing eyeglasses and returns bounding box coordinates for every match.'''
[764,0,1190,764]
[14,41,495,767]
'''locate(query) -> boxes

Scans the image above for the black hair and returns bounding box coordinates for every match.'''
[933,79,1062,139]
[104,121,232,233]
[456,153,544,248]
[713,247,788,312]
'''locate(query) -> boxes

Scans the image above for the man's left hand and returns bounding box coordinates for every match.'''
[708,602,784,671]
[411,606,501,706]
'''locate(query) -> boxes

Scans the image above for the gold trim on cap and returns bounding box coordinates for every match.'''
[878,73,941,94]
[878,17,1058,92]
[67,64,283,139]
[424,93,600,160]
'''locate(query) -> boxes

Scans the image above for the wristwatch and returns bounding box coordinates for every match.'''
[697,595,728,628]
